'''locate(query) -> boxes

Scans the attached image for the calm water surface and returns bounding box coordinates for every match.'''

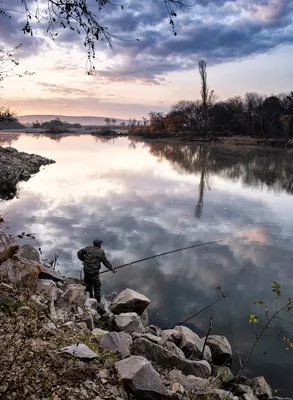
[1,133,293,395]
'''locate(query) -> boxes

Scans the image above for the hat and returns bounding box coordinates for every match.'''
[93,239,103,246]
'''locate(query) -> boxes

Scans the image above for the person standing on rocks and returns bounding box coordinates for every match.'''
[77,239,116,303]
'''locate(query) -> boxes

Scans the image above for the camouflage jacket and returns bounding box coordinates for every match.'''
[77,246,113,274]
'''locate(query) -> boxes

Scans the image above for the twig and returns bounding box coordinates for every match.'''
[201,315,213,360]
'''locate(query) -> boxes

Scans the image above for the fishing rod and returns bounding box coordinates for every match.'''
[99,239,226,275]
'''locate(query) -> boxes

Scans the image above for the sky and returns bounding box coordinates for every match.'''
[0,0,293,119]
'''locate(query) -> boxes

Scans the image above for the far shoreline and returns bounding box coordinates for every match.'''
[1,128,292,149]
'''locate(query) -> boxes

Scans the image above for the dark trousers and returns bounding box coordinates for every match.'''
[84,272,101,303]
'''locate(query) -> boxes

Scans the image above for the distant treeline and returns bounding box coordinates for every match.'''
[126,92,293,139]
[33,118,82,131]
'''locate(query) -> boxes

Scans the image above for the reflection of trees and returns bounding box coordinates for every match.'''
[147,142,293,195]
[0,134,21,146]
[195,145,209,218]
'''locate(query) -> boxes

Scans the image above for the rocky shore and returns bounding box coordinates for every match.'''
[0,229,291,400]
[0,146,55,200]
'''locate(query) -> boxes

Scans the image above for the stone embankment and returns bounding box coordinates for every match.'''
[0,229,290,400]
[0,146,55,200]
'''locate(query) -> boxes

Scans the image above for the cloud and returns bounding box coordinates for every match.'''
[37,82,96,97]
[1,0,293,84]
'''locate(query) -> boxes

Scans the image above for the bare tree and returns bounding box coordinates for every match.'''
[198,60,215,137]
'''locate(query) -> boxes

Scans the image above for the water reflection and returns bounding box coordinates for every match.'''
[1,135,293,394]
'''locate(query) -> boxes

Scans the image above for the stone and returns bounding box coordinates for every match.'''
[234,385,253,395]
[37,279,57,297]
[100,331,132,359]
[85,298,98,311]
[175,326,212,362]
[98,369,110,379]
[249,377,272,398]
[115,312,145,334]
[172,382,185,394]
[92,328,109,337]
[165,341,185,359]
[242,393,258,400]
[56,284,86,308]
[132,337,211,378]
[141,333,162,344]
[110,288,150,315]
[205,335,233,365]
[205,389,238,400]
[18,244,40,262]
[141,309,149,326]
[178,375,210,392]
[115,355,170,399]
[81,313,94,330]
[46,322,57,330]
[77,322,89,332]
[0,256,42,289]
[18,306,32,316]
[268,397,293,400]
[161,329,181,346]
[0,229,14,253]
[38,265,64,282]
[58,344,98,359]
[148,325,161,337]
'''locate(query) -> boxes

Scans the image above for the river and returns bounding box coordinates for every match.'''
[1,133,293,395]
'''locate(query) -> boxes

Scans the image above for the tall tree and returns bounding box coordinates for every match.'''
[198,60,215,137]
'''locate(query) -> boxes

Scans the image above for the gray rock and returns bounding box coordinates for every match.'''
[249,377,272,398]
[100,331,132,358]
[175,325,212,362]
[234,385,253,395]
[38,266,64,282]
[0,256,42,290]
[58,344,98,359]
[85,298,98,311]
[46,322,57,330]
[18,244,40,262]
[132,337,211,378]
[148,325,161,337]
[178,375,210,392]
[92,328,109,337]
[36,279,57,297]
[0,229,14,253]
[205,389,238,400]
[82,313,94,330]
[77,322,89,332]
[56,284,86,308]
[242,394,258,400]
[141,309,149,326]
[110,288,150,315]
[205,335,232,365]
[165,341,185,359]
[141,333,162,344]
[161,329,181,345]
[115,355,170,399]
[115,312,145,334]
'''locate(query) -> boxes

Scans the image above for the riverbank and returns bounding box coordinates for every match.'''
[0,229,289,400]
[2,129,293,148]
[0,146,55,200]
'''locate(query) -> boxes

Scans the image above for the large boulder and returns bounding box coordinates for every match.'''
[115,355,170,399]
[18,244,40,262]
[205,335,232,365]
[114,312,145,334]
[132,337,211,378]
[110,288,150,315]
[175,326,212,362]
[56,284,86,308]
[0,256,42,290]
[100,331,132,359]
[249,377,272,398]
